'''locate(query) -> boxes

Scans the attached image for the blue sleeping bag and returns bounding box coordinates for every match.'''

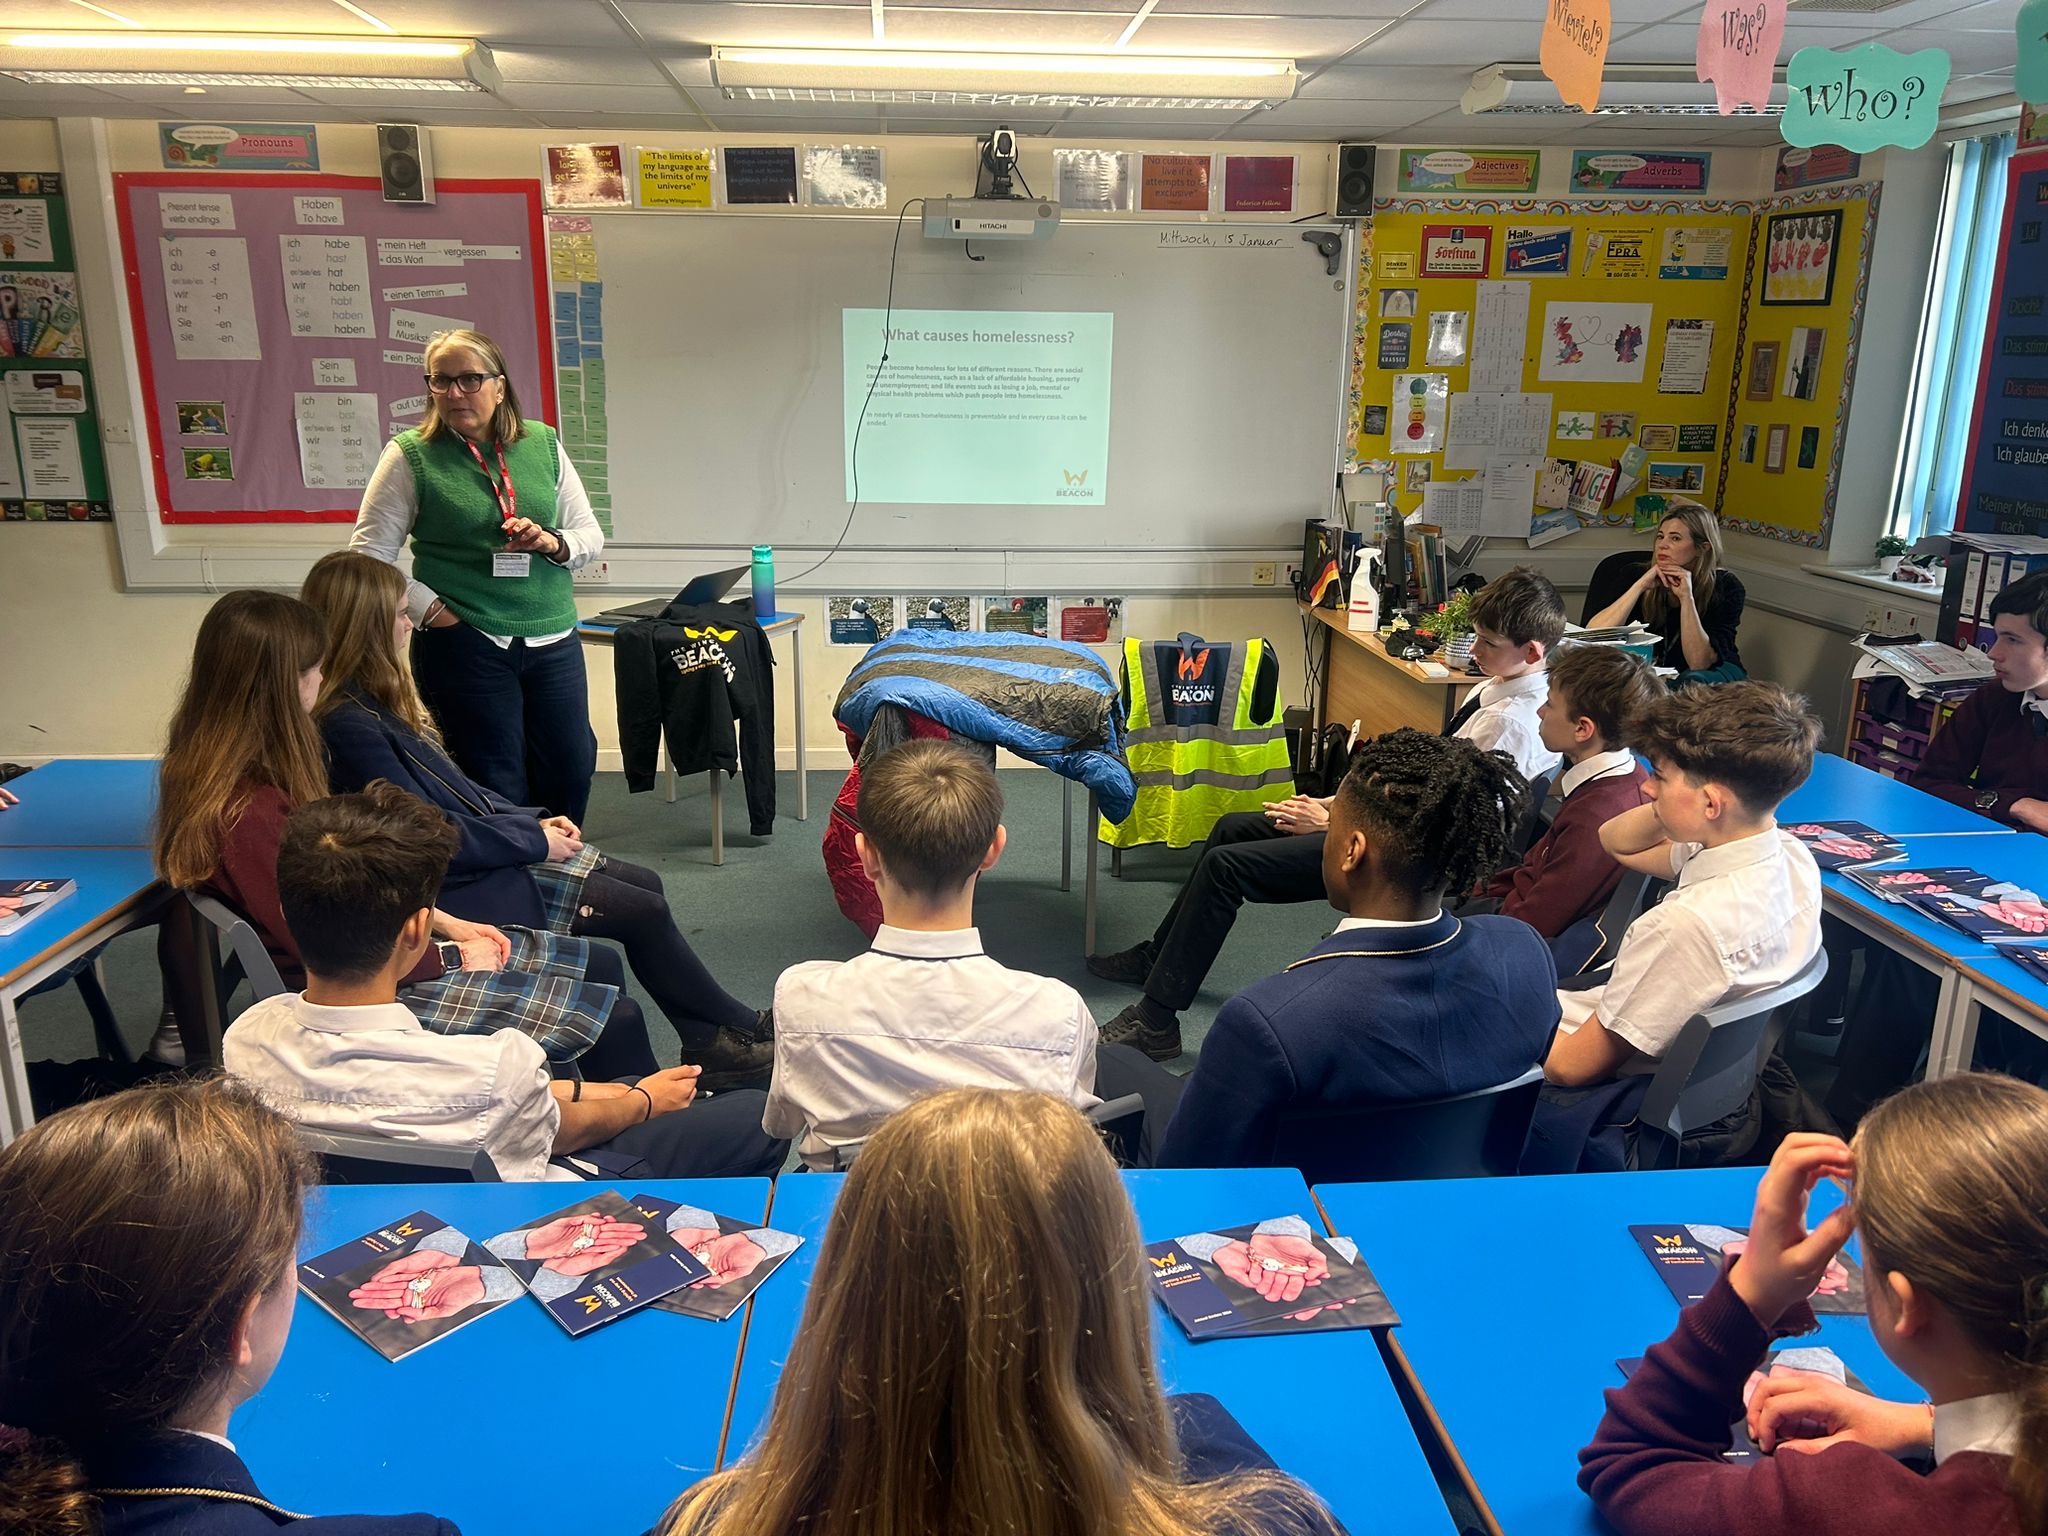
[834,628,1136,823]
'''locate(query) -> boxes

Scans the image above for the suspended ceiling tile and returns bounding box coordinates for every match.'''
[1297,65,1482,103]
[618,2,873,48]
[527,109,717,128]
[1881,28,2021,74]
[881,8,1130,48]
[1787,0,2004,25]
[1150,0,1408,18]
[1349,17,1546,67]
[489,47,672,86]
[359,0,632,46]
[495,81,695,110]
[1410,0,1693,23]
[1124,14,1388,63]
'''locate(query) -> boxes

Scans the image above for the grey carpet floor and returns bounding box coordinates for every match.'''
[20,768,1337,1073]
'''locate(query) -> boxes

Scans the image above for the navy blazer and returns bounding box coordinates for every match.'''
[318,691,549,929]
[81,1430,458,1534]
[1156,911,1561,1169]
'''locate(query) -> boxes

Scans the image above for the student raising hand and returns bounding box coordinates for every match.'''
[1726,1133,1858,1330]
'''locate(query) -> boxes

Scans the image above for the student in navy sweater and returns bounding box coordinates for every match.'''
[1139,728,1560,1170]
[1469,643,1660,945]
[0,1078,459,1536]
[657,1089,1337,1536]
[1582,1072,2048,1536]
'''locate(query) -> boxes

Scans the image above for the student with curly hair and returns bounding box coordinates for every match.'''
[1112,729,1560,1169]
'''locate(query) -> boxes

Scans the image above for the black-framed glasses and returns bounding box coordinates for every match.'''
[424,371,500,395]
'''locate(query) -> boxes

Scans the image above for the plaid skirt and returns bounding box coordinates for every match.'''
[399,924,616,1063]
[530,843,604,933]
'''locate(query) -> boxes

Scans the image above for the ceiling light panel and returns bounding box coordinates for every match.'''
[712,45,1299,104]
[1,30,500,89]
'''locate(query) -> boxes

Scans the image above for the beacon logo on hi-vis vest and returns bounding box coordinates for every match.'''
[1056,467,1099,500]
[1170,647,1220,710]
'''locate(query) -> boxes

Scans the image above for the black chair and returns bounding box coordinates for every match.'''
[1549,871,1664,981]
[1268,1066,1544,1185]
[1581,551,1651,626]
[1629,950,1829,1170]
[1508,768,1558,860]
[297,1126,503,1184]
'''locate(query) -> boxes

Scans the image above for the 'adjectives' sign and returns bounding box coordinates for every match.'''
[1419,224,1493,277]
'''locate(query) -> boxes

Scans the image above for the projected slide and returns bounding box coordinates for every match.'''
[843,308,1113,506]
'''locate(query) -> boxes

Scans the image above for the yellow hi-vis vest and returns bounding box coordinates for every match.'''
[1100,636,1294,850]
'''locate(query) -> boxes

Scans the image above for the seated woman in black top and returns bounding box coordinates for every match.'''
[0,1078,459,1536]
[1584,499,1746,684]
[655,1089,1337,1536]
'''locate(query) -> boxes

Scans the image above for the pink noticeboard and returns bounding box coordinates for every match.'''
[115,172,551,524]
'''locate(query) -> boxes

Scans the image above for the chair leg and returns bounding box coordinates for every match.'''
[76,959,131,1065]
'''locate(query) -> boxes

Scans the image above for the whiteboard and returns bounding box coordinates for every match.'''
[576,215,1352,554]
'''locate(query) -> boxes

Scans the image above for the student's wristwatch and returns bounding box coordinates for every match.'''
[1976,790,2001,810]
[436,939,464,971]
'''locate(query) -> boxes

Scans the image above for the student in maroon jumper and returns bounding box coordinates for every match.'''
[1581,1072,2048,1536]
[1914,569,2048,829]
[1467,643,1661,946]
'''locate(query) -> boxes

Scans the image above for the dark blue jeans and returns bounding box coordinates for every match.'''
[412,622,598,823]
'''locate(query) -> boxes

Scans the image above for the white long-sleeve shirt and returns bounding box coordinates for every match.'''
[349,434,604,648]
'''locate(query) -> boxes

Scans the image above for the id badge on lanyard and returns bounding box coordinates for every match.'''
[468,439,529,578]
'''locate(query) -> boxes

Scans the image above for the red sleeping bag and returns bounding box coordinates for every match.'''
[823,707,959,937]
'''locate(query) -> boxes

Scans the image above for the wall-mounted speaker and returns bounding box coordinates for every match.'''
[377,123,435,205]
[1332,143,1375,218]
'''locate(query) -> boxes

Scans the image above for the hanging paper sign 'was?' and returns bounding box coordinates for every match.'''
[2020,0,2048,108]
[1541,0,1612,114]
[1781,44,1950,152]
[1696,0,1786,115]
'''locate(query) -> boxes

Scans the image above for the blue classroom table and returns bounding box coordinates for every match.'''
[0,846,167,1143]
[730,1168,1455,1536]
[235,1178,771,1536]
[1315,1169,1916,1536]
[0,759,160,848]
[1779,750,2009,836]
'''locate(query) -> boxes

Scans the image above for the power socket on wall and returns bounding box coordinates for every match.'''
[572,559,611,585]
[1251,562,1276,587]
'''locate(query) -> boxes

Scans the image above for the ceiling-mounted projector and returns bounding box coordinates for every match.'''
[923,196,1060,240]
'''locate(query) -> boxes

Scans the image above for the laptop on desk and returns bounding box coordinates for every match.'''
[593,565,750,625]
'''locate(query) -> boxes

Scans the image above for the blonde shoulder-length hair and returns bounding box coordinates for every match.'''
[416,328,526,447]
[1645,497,1722,621]
[153,590,330,890]
[301,549,440,742]
[660,1089,1332,1536]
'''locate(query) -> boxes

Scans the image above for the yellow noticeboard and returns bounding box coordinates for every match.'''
[638,148,714,209]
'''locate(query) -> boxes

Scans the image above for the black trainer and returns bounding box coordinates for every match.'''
[689,1027,775,1093]
[750,1007,775,1041]
[1086,941,1158,987]
[1100,1002,1183,1062]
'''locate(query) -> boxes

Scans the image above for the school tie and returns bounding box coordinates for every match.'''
[1445,692,1485,737]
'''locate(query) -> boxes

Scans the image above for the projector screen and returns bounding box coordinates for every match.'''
[842,307,1114,506]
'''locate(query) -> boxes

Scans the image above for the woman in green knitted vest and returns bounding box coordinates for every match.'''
[350,329,603,822]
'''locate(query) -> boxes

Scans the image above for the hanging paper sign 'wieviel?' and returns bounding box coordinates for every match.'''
[1780,44,1951,152]
[2019,0,2048,108]
[1541,0,1612,114]
[1696,0,1786,115]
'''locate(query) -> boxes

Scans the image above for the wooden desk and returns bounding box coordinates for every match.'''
[1303,604,1471,738]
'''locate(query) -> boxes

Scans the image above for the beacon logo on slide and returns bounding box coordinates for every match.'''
[1056,467,1098,499]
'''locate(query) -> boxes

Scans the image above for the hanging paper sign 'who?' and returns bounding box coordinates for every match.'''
[1696,0,1786,115]
[1541,0,1612,114]
[1781,44,1951,152]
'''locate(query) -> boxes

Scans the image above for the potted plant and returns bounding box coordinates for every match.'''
[1422,588,1477,668]
[1874,534,1909,577]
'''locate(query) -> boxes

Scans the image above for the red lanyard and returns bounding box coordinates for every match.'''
[463,437,517,527]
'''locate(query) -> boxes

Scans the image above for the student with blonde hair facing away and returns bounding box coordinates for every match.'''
[0,1077,460,1536]
[766,740,1137,1169]
[1582,1073,2048,1536]
[659,1088,1336,1536]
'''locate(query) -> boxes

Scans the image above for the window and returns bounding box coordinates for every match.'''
[1887,132,2016,543]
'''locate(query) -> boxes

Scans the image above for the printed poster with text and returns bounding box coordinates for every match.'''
[843,309,1113,506]
[1957,154,2048,536]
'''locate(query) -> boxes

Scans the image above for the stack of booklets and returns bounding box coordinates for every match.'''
[1144,1216,1398,1340]
[0,877,75,937]
[1783,821,1906,874]
[1630,1224,1866,1316]
[1838,866,2048,945]
[299,1193,802,1358]
[2007,947,2048,988]
[1618,1348,1874,1463]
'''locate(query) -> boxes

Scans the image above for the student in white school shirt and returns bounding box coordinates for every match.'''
[225,785,787,1183]
[765,739,1116,1171]
[1526,682,1824,1172]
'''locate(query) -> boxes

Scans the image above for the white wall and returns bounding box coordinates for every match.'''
[0,117,1951,759]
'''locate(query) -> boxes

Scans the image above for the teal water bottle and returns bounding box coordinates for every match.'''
[751,544,776,618]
